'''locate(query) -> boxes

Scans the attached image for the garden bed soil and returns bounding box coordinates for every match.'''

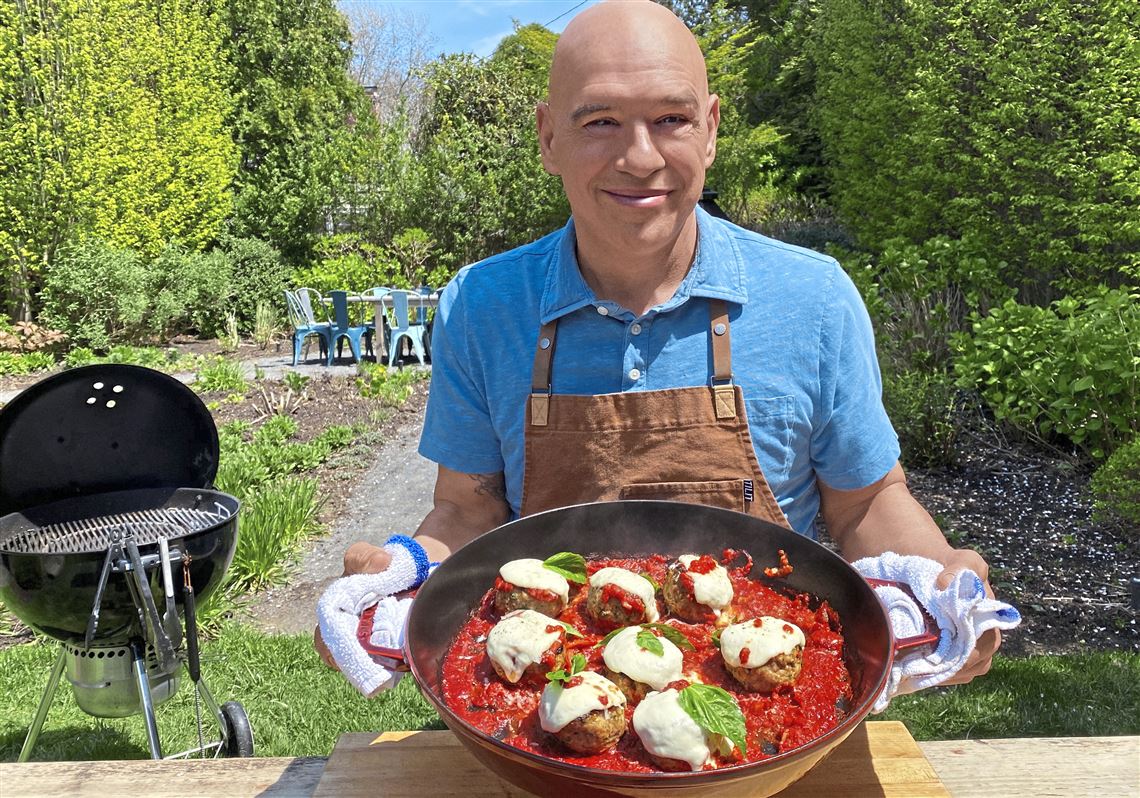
[0,351,1135,658]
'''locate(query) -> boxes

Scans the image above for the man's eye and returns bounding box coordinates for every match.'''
[659,115,689,125]
[585,118,616,128]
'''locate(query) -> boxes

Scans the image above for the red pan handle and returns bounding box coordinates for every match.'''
[864,577,941,653]
[356,601,411,671]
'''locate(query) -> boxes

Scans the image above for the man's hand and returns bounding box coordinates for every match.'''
[314,541,394,669]
[821,461,1003,684]
[931,548,1002,684]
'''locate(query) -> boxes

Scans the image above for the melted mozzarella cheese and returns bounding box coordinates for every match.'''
[499,558,570,602]
[677,555,733,612]
[589,567,660,622]
[632,688,713,771]
[602,626,683,690]
[539,671,626,733]
[485,609,562,683]
[720,616,805,669]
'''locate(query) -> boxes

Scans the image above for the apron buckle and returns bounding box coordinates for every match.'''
[530,387,551,427]
[710,377,736,420]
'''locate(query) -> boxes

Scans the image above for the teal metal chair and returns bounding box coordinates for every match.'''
[329,290,370,365]
[360,286,391,359]
[386,289,429,368]
[285,289,332,366]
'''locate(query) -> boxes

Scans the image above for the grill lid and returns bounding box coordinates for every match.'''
[0,364,219,516]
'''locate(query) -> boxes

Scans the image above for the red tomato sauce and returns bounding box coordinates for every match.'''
[440,553,852,772]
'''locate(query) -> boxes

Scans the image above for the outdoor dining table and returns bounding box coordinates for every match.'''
[1,724,1136,797]
[341,292,440,362]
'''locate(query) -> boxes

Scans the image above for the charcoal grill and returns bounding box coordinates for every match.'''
[0,364,253,761]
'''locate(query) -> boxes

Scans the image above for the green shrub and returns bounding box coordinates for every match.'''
[1090,437,1140,531]
[0,351,55,375]
[356,361,427,405]
[883,369,959,468]
[219,235,290,333]
[38,239,150,350]
[149,246,233,339]
[193,356,247,394]
[952,286,1140,459]
[227,476,323,592]
[293,233,394,294]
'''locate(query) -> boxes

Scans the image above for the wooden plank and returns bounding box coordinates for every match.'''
[0,756,325,798]
[921,736,1140,798]
[313,721,949,798]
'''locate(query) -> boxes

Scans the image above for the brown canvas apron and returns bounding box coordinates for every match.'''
[521,299,791,528]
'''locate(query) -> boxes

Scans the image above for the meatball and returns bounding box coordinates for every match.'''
[725,648,803,692]
[719,616,806,693]
[493,558,570,617]
[539,671,628,754]
[586,567,659,630]
[485,609,566,687]
[556,704,627,755]
[603,667,651,703]
[601,625,684,703]
[493,582,566,617]
[662,554,733,623]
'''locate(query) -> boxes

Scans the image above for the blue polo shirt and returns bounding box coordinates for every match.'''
[418,207,900,538]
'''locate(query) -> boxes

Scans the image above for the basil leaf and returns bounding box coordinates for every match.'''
[547,654,587,685]
[642,623,695,651]
[711,628,722,649]
[640,572,661,591]
[636,628,665,656]
[596,626,627,649]
[678,684,747,755]
[558,621,584,639]
[546,667,570,684]
[570,653,587,675]
[543,552,587,584]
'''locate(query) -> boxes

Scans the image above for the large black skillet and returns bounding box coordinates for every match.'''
[381,500,931,798]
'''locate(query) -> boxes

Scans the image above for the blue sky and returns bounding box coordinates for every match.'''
[341,1,603,58]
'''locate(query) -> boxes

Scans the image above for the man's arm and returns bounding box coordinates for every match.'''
[820,460,1001,683]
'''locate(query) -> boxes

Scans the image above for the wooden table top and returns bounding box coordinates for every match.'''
[1,725,1136,798]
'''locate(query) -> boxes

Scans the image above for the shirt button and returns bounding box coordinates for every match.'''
[597,306,609,316]
[629,368,641,380]
[630,323,642,335]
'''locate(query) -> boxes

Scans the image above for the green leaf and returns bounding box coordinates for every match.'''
[636,628,665,656]
[641,623,696,650]
[1071,376,1096,392]
[546,653,587,685]
[640,572,661,591]
[596,626,627,649]
[543,552,587,584]
[558,621,584,638]
[678,684,747,754]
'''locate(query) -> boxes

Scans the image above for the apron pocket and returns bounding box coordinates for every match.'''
[619,480,748,513]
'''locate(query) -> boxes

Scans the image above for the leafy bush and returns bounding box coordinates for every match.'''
[293,234,394,294]
[1090,437,1140,531]
[952,286,1139,459]
[62,344,198,372]
[37,239,150,350]
[356,361,428,405]
[0,321,67,354]
[193,356,247,394]
[882,369,959,468]
[219,235,290,333]
[149,246,233,339]
[812,0,1139,295]
[0,351,55,375]
[227,476,322,592]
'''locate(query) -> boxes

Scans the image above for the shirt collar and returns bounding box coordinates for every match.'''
[539,205,749,324]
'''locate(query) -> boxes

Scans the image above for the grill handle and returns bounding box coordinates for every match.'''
[182,557,201,683]
[124,536,178,672]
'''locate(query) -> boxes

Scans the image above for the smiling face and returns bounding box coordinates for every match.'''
[536,2,719,270]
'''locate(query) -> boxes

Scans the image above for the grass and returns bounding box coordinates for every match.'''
[0,630,1135,762]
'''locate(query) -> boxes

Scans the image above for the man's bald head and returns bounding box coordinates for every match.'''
[548,1,710,107]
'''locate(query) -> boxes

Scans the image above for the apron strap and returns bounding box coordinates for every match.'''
[709,299,736,420]
[529,321,558,427]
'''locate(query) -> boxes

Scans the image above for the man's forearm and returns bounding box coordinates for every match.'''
[828,480,956,563]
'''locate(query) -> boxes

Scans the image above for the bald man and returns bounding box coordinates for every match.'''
[317,0,1001,685]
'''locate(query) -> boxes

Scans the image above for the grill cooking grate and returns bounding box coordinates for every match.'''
[0,506,230,555]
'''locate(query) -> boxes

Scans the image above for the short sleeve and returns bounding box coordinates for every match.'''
[810,264,900,490]
[417,277,506,474]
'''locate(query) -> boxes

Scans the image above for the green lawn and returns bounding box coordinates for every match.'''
[2,625,1136,761]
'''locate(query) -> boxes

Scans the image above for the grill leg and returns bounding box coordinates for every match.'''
[17,646,67,762]
[130,639,163,759]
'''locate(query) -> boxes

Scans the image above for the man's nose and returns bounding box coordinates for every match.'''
[615,124,666,177]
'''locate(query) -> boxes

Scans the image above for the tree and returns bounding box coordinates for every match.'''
[221,0,370,266]
[342,4,435,124]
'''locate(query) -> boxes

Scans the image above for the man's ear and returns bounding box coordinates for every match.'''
[535,102,561,176]
[704,93,721,167]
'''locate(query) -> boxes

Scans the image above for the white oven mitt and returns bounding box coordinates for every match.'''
[316,537,436,698]
[853,551,1021,713]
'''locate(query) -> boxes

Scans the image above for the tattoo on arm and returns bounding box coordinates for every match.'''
[469,472,507,502]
